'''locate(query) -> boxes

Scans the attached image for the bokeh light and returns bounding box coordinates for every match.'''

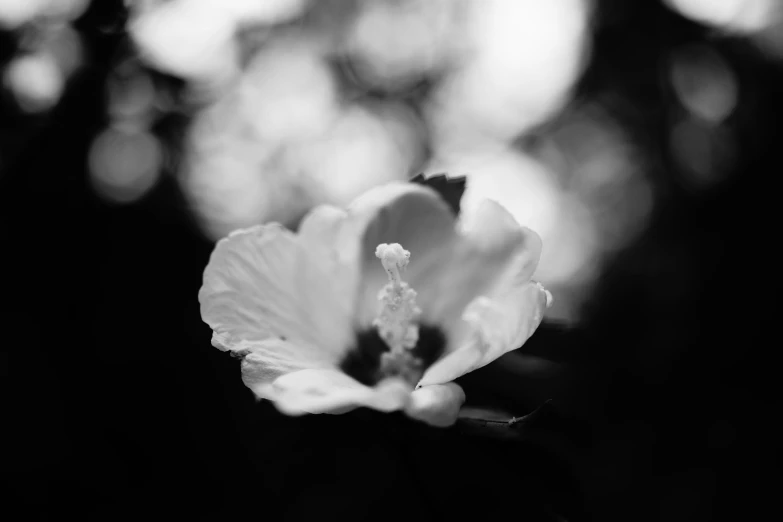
[441,149,563,242]
[44,24,85,79]
[1,0,88,114]
[107,64,156,126]
[239,40,339,144]
[219,0,311,26]
[427,0,590,148]
[0,0,45,29]
[345,0,458,90]
[4,52,64,113]
[89,128,163,204]
[667,43,739,190]
[39,0,90,22]
[11,0,745,321]
[670,44,738,123]
[184,147,275,239]
[664,0,779,33]
[129,0,239,84]
[117,0,643,321]
[669,117,736,189]
[0,0,90,28]
[293,102,419,204]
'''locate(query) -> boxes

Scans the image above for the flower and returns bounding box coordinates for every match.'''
[198,177,552,427]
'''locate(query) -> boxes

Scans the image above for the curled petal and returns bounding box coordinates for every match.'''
[507,227,543,286]
[405,382,466,428]
[418,281,551,387]
[460,199,543,289]
[199,224,354,359]
[415,204,530,333]
[256,369,413,415]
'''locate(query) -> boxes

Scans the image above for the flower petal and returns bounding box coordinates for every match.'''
[418,281,550,387]
[199,224,353,358]
[459,199,543,289]
[240,338,335,400]
[297,204,350,271]
[404,382,466,428]
[414,207,528,332]
[256,368,413,415]
[346,182,459,327]
[346,188,541,374]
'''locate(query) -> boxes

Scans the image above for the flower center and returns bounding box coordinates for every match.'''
[339,244,446,386]
[373,243,423,383]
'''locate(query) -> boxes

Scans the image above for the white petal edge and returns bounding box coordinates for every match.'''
[239,338,336,399]
[252,369,414,415]
[418,281,551,387]
[248,367,467,428]
[199,223,354,359]
[460,199,543,291]
[413,200,533,333]
[297,204,352,276]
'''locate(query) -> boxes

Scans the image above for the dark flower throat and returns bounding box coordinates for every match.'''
[339,325,447,386]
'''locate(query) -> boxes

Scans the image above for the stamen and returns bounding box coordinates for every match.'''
[373,243,423,379]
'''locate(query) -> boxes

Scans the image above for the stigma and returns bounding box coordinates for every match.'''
[373,244,421,347]
[339,243,446,386]
[373,243,423,382]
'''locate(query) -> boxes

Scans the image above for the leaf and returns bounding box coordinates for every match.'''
[455,399,587,459]
[456,399,553,438]
[409,172,467,216]
[448,400,582,521]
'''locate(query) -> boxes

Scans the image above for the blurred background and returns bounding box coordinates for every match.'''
[2,0,779,520]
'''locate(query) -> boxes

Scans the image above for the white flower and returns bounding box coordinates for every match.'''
[199,180,551,427]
